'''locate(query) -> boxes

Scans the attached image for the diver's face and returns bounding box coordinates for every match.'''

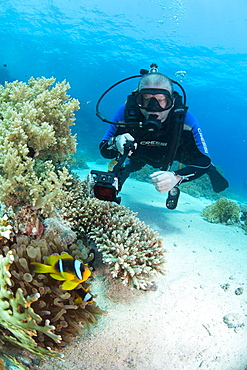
[140,85,174,122]
[141,93,168,110]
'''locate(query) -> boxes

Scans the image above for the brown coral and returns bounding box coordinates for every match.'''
[202,197,240,224]
[0,233,106,357]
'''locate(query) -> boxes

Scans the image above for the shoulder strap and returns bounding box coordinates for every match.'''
[161,92,188,171]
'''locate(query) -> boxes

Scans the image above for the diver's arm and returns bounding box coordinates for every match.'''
[173,155,211,182]
[99,104,126,158]
[99,140,118,159]
[152,149,211,193]
[173,111,212,183]
[100,133,135,158]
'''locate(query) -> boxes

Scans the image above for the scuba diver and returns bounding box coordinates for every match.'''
[94,63,228,209]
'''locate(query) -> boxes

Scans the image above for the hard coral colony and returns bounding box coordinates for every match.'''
[0,77,78,214]
[202,197,240,224]
[0,78,166,363]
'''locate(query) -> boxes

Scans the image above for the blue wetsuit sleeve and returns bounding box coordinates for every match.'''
[184,111,210,156]
[100,104,126,158]
[174,111,211,181]
[101,104,125,141]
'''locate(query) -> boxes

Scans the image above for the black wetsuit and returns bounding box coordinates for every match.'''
[100,103,211,189]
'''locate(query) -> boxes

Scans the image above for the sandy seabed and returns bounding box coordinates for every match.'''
[41,166,247,370]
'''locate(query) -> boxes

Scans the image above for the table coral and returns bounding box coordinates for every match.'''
[202,197,240,224]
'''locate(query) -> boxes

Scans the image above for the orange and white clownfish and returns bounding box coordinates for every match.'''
[74,286,94,304]
[31,254,91,290]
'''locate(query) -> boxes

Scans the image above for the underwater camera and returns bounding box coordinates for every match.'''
[87,170,120,203]
[87,141,135,204]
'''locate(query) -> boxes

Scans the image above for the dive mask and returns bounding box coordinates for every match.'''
[135,88,174,112]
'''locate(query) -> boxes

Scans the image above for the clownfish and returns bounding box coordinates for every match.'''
[31,254,91,290]
[74,287,94,304]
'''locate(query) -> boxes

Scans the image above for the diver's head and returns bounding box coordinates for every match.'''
[136,72,175,123]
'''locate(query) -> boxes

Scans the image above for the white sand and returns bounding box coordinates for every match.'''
[42,166,247,370]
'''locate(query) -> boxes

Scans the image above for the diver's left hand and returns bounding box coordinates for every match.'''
[150,171,182,193]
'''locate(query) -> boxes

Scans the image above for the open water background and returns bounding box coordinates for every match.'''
[1,0,247,198]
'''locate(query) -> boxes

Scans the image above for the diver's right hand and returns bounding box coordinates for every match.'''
[115,133,135,154]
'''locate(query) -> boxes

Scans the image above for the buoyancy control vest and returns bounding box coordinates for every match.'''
[123,90,188,171]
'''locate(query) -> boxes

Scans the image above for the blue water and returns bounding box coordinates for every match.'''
[1,0,247,198]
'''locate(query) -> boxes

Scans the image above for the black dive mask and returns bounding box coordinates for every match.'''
[135,88,174,112]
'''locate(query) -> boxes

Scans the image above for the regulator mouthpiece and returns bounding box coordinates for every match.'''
[144,114,162,133]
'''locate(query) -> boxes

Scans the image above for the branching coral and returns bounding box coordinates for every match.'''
[0,77,78,159]
[90,216,165,289]
[202,197,241,224]
[0,77,79,214]
[62,179,166,289]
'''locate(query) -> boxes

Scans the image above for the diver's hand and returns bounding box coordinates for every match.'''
[115,133,135,155]
[150,171,182,193]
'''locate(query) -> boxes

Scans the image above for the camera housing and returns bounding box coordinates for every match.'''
[87,141,135,204]
[87,170,121,204]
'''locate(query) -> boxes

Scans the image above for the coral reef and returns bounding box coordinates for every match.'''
[0,77,166,364]
[0,77,79,214]
[0,183,166,359]
[202,197,241,224]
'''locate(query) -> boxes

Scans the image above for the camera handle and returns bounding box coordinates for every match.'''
[112,141,135,176]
